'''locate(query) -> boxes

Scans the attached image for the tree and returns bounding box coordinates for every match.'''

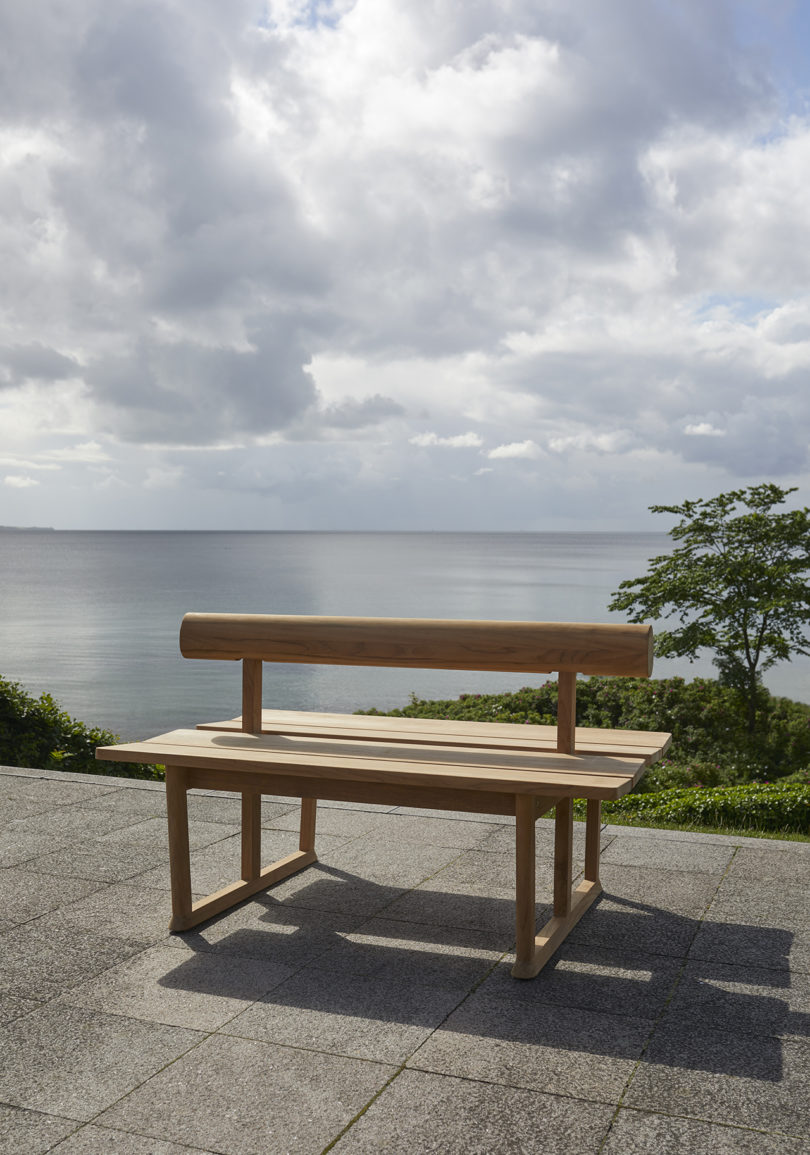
[609,484,810,734]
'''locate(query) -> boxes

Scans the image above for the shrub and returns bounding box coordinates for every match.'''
[0,676,161,780]
[575,782,810,836]
[359,675,810,783]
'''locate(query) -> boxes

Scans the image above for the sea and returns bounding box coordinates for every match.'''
[2,530,809,741]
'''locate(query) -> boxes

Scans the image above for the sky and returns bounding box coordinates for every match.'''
[1,0,810,531]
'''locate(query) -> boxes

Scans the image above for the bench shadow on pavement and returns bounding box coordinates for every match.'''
[156,865,806,1082]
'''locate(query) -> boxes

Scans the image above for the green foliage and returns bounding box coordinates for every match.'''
[609,484,810,734]
[0,676,162,780]
[359,675,810,835]
[360,675,810,783]
[574,782,810,836]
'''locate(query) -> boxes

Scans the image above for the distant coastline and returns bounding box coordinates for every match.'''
[0,525,56,532]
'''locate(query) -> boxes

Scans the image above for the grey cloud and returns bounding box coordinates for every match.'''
[319,394,406,429]
[0,344,80,385]
[87,319,317,444]
[675,388,810,476]
[282,394,406,442]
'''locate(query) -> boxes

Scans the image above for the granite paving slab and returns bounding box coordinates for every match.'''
[0,867,104,931]
[296,915,508,982]
[166,899,367,966]
[409,992,653,1102]
[623,1020,810,1137]
[0,993,42,1025]
[265,805,406,839]
[266,837,466,918]
[225,972,471,1065]
[689,919,810,975]
[0,774,120,810]
[97,1033,396,1155]
[725,845,810,882]
[707,876,810,928]
[57,941,295,1030]
[0,1003,202,1120]
[330,1068,616,1154]
[602,1108,810,1154]
[0,1103,78,1155]
[0,917,149,1001]
[662,957,810,1041]
[19,838,179,884]
[225,920,505,1063]
[43,881,180,943]
[600,831,737,873]
[49,1126,211,1153]
[482,943,683,1020]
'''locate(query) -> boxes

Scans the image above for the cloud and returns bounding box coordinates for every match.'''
[0,344,81,386]
[1,0,809,527]
[487,440,541,459]
[410,432,484,448]
[4,474,39,488]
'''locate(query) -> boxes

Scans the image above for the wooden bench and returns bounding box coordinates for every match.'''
[96,613,671,979]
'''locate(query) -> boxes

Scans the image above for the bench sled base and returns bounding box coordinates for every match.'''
[510,794,603,979]
[511,878,602,978]
[165,769,319,933]
[168,848,317,933]
[164,767,603,979]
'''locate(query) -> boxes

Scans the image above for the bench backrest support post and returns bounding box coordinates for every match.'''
[242,658,263,733]
[556,670,577,754]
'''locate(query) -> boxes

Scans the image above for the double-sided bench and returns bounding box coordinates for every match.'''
[96,613,671,978]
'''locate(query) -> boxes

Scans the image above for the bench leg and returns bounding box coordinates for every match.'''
[584,798,602,885]
[166,767,193,928]
[511,794,603,979]
[168,787,318,933]
[241,792,262,880]
[299,797,317,852]
[514,795,537,969]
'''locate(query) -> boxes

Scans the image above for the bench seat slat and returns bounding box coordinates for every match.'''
[97,728,648,800]
[198,710,671,762]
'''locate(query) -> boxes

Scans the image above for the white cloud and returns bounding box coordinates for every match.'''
[487,440,541,459]
[4,474,39,488]
[684,422,725,437]
[410,432,484,448]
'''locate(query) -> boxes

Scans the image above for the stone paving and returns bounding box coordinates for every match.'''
[1,763,809,1154]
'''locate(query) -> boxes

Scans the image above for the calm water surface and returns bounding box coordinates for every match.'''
[2,531,808,740]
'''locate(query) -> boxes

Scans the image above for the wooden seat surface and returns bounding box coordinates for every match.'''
[97,719,668,801]
[198,708,671,760]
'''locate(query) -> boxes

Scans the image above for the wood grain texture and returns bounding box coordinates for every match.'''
[556,670,577,754]
[515,794,540,970]
[165,767,192,925]
[97,728,649,800]
[180,613,654,676]
[584,798,602,884]
[241,792,262,880]
[553,797,574,918]
[241,659,263,733]
[197,710,672,761]
[299,797,317,852]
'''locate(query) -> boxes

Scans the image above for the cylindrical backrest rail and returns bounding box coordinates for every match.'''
[180,613,654,678]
